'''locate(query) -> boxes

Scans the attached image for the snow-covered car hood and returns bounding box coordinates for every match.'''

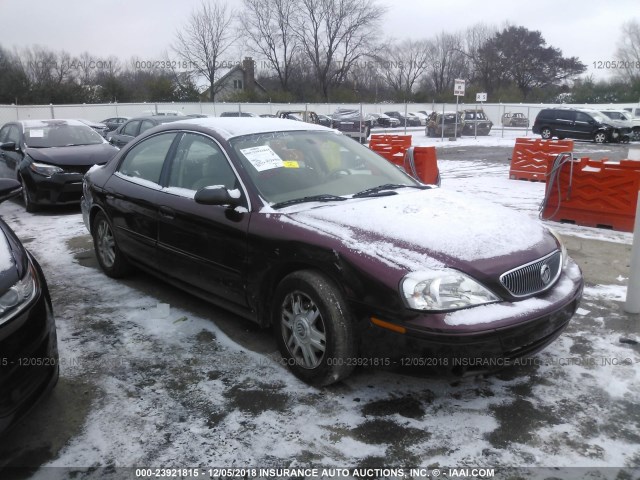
[277,188,552,269]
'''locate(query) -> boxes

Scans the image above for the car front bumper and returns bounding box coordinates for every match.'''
[357,261,583,370]
[22,169,86,206]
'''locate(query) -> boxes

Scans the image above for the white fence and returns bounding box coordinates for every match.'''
[0,101,638,129]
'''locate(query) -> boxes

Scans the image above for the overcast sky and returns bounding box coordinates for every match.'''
[0,0,635,81]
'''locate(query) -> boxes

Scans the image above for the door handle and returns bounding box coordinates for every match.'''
[159,206,175,220]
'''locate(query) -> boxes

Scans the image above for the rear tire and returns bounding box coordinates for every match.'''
[540,127,553,140]
[92,211,131,278]
[273,270,356,386]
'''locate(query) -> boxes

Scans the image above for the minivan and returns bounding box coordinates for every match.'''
[532,108,629,143]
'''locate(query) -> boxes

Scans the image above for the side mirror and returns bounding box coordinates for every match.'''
[194,185,241,207]
[0,142,18,152]
[0,179,21,204]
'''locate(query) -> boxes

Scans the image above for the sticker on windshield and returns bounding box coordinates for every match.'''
[29,129,44,138]
[240,145,284,172]
[282,161,300,168]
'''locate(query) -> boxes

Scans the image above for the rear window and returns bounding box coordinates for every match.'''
[537,110,553,120]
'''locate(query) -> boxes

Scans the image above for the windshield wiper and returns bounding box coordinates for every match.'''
[352,183,430,198]
[271,194,347,209]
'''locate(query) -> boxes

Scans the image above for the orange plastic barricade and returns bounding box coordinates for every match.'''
[541,156,640,232]
[369,134,412,151]
[405,146,439,185]
[509,138,574,182]
[369,134,412,168]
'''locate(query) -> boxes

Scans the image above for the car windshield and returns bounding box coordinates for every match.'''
[229,130,420,206]
[24,123,104,148]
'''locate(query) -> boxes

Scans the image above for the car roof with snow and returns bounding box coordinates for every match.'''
[167,117,333,140]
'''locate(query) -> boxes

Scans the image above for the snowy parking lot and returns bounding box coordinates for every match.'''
[0,131,638,479]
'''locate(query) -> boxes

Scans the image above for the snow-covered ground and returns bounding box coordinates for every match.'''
[0,131,638,478]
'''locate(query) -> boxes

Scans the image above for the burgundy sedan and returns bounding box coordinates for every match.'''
[81,118,583,386]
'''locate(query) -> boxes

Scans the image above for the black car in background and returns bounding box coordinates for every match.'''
[330,108,372,143]
[532,108,630,143]
[107,116,184,148]
[101,117,129,132]
[0,179,58,434]
[0,119,119,212]
[384,111,421,127]
[366,113,400,128]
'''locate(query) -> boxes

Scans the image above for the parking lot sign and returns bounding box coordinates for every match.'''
[476,92,487,102]
[454,79,465,96]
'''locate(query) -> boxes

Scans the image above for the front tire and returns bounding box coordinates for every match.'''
[19,175,38,213]
[540,127,553,140]
[594,131,607,144]
[632,128,640,142]
[273,270,355,386]
[92,211,131,278]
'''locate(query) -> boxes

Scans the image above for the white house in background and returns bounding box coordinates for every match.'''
[202,57,268,102]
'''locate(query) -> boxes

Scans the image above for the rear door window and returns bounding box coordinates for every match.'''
[556,110,575,121]
[167,133,238,192]
[117,133,178,186]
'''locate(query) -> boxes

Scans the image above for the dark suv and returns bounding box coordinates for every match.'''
[532,108,630,143]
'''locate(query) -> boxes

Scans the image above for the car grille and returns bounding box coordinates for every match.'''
[60,164,93,175]
[500,251,562,297]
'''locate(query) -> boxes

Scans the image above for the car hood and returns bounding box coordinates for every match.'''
[276,188,555,274]
[25,143,119,166]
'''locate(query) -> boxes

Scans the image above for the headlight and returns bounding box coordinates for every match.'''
[0,268,36,324]
[547,227,568,269]
[30,162,64,177]
[402,269,500,311]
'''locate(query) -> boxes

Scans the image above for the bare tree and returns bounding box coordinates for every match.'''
[293,0,385,100]
[615,19,640,83]
[424,32,468,96]
[173,0,237,101]
[376,38,429,98]
[461,23,497,85]
[240,0,298,91]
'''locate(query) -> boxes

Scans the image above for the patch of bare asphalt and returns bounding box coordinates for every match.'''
[0,377,97,470]
[360,394,427,419]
